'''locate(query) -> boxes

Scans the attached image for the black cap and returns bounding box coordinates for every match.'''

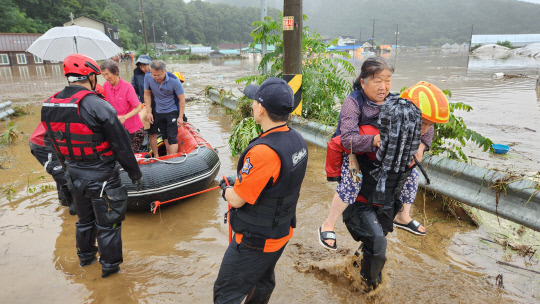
[244,77,294,115]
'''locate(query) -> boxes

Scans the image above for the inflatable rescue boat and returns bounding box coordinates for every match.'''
[119,122,220,211]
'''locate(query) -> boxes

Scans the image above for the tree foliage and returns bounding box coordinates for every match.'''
[230,14,356,155]
[237,14,355,125]
[208,0,540,46]
[431,96,493,162]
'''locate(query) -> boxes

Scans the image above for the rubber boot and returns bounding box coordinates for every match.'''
[75,221,98,267]
[96,223,123,278]
[360,251,386,290]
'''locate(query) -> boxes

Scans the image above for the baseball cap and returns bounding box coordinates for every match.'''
[243,77,294,115]
[136,55,151,65]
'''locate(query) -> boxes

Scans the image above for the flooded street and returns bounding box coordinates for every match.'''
[1,51,539,303]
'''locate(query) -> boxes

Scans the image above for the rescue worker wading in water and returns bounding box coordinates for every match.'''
[214,77,308,304]
[41,54,143,278]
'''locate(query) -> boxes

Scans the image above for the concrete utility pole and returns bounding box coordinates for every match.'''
[394,24,399,63]
[152,22,157,55]
[283,0,303,115]
[261,0,268,73]
[139,0,149,54]
[371,18,376,51]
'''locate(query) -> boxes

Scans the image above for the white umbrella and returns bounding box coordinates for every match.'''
[26,25,122,61]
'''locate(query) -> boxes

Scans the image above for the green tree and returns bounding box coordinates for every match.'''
[0,0,46,33]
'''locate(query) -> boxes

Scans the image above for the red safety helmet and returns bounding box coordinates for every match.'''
[63,54,101,76]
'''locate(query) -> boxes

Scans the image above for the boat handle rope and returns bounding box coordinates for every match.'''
[137,144,209,164]
[150,174,233,244]
[151,185,220,214]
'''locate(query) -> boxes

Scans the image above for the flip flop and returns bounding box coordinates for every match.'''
[318,226,337,251]
[393,219,426,236]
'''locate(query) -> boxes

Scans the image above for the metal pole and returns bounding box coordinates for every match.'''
[261,0,268,73]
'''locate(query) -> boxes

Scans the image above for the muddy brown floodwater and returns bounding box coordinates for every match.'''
[1,52,539,303]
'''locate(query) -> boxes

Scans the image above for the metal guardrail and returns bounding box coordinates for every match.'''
[0,101,15,120]
[207,89,540,231]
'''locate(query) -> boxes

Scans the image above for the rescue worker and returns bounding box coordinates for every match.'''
[214,77,308,304]
[41,54,143,278]
[29,123,76,215]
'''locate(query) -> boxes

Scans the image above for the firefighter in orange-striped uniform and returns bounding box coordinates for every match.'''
[41,54,142,278]
[214,77,308,304]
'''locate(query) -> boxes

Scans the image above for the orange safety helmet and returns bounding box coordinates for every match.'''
[173,71,185,83]
[400,81,449,124]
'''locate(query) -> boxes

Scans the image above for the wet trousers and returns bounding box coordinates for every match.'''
[213,238,286,304]
[29,143,72,207]
[345,203,388,288]
[67,172,127,270]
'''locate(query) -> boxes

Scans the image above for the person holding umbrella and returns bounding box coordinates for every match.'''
[41,54,142,278]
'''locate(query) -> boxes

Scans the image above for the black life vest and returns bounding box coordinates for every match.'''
[41,90,114,161]
[230,127,308,240]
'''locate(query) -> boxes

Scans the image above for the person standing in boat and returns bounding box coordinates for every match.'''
[214,77,308,304]
[143,60,185,156]
[131,55,152,103]
[100,60,145,152]
[41,54,143,278]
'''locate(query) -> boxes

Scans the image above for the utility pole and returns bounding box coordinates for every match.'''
[468,24,474,53]
[239,25,242,54]
[371,18,376,51]
[152,22,157,55]
[283,0,302,115]
[394,24,399,63]
[139,0,149,54]
[260,0,268,73]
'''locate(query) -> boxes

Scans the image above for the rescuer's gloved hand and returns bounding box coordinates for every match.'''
[132,177,143,191]
[219,175,235,200]
[219,175,236,189]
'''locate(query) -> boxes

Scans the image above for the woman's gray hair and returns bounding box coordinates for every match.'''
[353,56,394,90]
[150,60,167,72]
[99,60,119,75]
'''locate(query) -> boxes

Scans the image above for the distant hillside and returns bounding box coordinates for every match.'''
[206,0,540,46]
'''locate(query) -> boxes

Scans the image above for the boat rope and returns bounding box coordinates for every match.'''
[136,144,210,164]
[151,185,220,214]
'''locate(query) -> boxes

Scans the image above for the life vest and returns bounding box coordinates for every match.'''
[230,127,308,240]
[41,90,114,161]
[326,124,379,182]
[30,123,47,147]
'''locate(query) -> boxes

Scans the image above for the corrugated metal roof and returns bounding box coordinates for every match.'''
[0,33,42,52]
